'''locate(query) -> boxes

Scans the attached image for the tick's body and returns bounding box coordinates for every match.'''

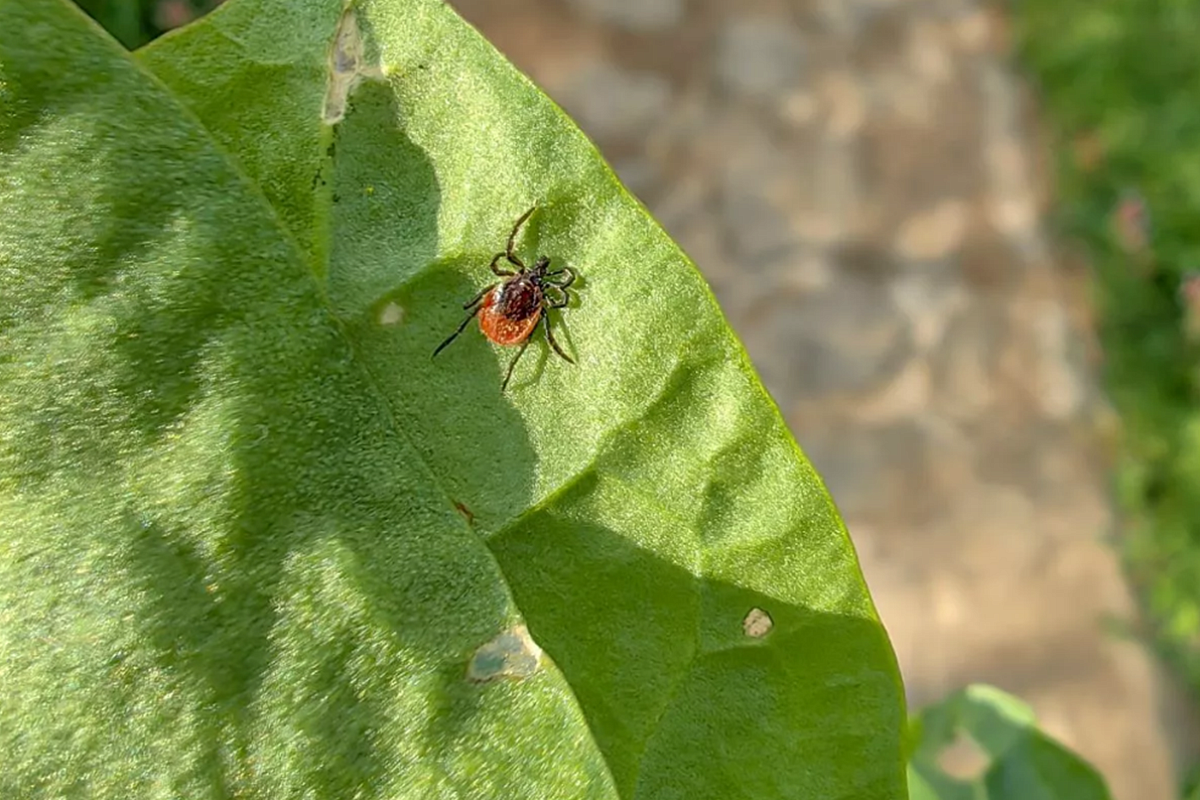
[478,275,543,345]
[433,207,576,390]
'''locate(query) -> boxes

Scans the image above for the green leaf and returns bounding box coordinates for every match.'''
[907,685,1113,800]
[1,0,905,797]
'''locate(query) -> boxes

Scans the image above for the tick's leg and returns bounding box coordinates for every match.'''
[544,312,575,364]
[500,339,532,392]
[432,305,483,358]
[463,283,496,309]
[546,266,575,289]
[503,206,536,271]
[507,206,536,258]
[488,252,516,277]
[544,285,569,309]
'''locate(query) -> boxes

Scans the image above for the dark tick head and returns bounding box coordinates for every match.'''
[533,255,551,274]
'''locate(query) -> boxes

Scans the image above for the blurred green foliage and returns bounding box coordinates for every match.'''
[908,685,1112,800]
[73,0,217,49]
[1016,0,1200,726]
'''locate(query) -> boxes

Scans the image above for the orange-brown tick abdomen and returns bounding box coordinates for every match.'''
[478,278,543,346]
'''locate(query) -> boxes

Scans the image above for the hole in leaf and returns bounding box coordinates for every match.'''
[467,625,542,683]
[742,607,773,638]
[377,301,404,326]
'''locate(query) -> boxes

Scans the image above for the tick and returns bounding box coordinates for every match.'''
[432,206,576,391]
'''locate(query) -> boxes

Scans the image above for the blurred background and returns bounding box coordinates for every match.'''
[76,0,1200,797]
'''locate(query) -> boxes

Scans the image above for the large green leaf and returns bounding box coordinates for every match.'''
[1,0,905,796]
[907,685,1113,800]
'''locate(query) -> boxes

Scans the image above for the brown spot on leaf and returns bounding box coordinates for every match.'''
[322,7,384,124]
[468,625,541,683]
[452,500,475,526]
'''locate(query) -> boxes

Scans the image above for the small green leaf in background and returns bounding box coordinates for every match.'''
[907,685,1113,800]
[1,0,905,797]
